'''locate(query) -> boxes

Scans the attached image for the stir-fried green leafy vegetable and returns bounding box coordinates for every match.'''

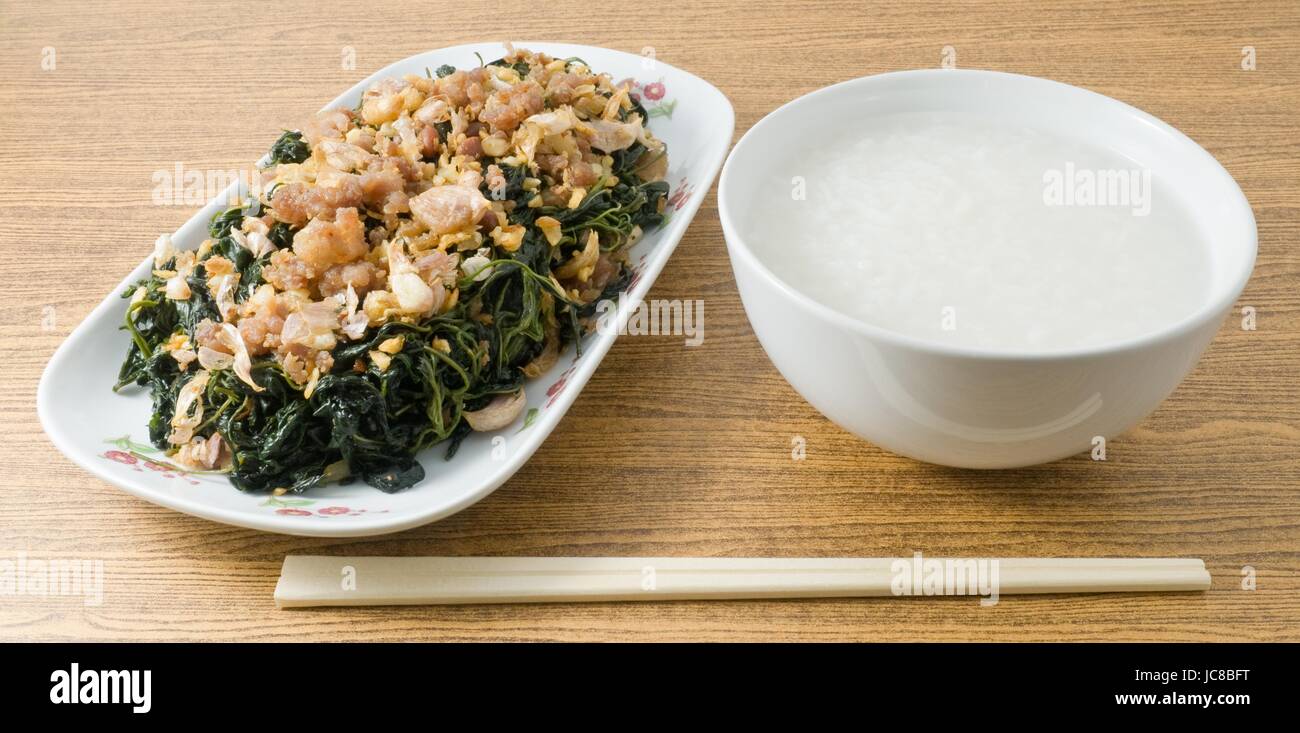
[114,52,669,494]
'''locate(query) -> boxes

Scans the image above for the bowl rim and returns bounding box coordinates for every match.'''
[717,68,1257,361]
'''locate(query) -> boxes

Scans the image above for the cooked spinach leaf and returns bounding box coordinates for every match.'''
[267,130,310,165]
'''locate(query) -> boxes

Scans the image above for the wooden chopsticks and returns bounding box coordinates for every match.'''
[274,556,1210,608]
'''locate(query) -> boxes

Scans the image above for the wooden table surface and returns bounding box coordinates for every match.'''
[2,0,1297,641]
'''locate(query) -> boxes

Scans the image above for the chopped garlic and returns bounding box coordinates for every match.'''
[536,216,562,246]
[220,323,263,392]
[461,248,493,282]
[164,275,191,300]
[481,135,509,157]
[369,350,392,371]
[153,233,175,267]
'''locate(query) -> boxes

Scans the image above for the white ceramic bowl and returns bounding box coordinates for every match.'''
[719,70,1255,468]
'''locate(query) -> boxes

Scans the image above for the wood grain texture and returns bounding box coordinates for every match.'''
[1,0,1297,641]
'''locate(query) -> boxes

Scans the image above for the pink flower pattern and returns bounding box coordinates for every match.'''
[260,494,383,518]
[104,450,137,465]
[614,77,677,119]
[666,176,694,212]
[545,365,579,408]
[100,436,201,485]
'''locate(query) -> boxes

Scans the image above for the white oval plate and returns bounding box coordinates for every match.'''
[37,42,734,537]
